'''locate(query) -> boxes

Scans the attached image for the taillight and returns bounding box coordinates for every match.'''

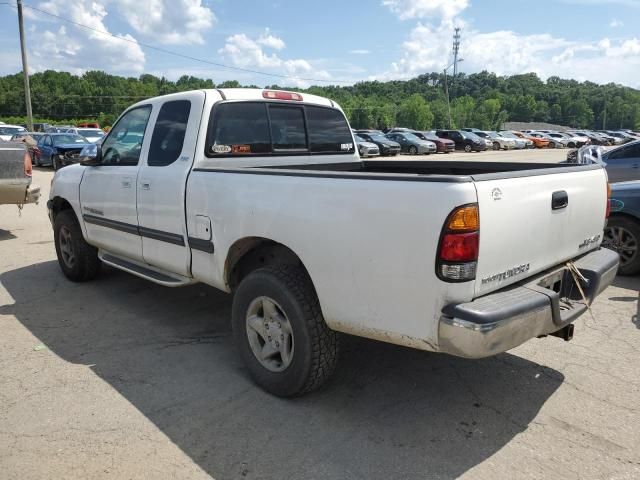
[23,151,32,177]
[437,204,479,282]
[262,90,303,101]
[606,182,611,218]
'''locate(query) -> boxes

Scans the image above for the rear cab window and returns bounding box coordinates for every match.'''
[206,101,354,158]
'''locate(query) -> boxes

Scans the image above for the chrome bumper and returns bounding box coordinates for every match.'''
[438,248,619,358]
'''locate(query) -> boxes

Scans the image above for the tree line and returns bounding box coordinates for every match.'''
[0,70,638,131]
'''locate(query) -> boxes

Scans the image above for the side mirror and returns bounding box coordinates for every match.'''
[79,143,102,166]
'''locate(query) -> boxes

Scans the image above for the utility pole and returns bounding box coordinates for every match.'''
[444,69,452,128]
[452,28,461,77]
[17,0,33,131]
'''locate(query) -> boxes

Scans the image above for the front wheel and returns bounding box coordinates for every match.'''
[603,217,640,275]
[493,142,500,151]
[232,266,339,397]
[52,155,61,170]
[54,210,101,282]
[464,144,472,153]
[408,145,418,155]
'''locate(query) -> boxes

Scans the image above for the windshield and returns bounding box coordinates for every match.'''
[78,129,104,138]
[52,135,89,145]
[0,126,26,135]
[354,135,366,142]
[463,131,481,141]
[403,133,423,142]
[500,132,517,139]
[368,133,389,142]
[421,132,439,140]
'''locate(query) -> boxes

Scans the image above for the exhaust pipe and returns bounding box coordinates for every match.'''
[549,324,574,342]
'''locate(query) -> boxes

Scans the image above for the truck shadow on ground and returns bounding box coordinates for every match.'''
[0,261,564,480]
[0,229,17,241]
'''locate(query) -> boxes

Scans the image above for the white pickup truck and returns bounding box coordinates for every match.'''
[48,89,619,396]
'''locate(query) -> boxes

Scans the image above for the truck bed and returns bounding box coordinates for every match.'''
[245,160,600,182]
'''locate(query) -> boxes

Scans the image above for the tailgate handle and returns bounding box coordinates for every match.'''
[552,191,568,210]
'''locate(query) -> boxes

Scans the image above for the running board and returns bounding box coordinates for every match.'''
[99,252,194,287]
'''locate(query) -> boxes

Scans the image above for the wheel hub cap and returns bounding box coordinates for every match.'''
[59,226,75,268]
[245,297,294,372]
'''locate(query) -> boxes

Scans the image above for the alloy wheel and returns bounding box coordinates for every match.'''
[603,226,637,268]
[245,296,294,372]
[58,225,76,269]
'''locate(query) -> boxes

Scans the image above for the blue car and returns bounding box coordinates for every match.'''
[35,133,89,170]
[604,181,640,275]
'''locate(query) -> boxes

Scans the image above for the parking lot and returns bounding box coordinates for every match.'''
[1,149,639,480]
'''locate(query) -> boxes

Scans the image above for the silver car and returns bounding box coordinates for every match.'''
[385,132,437,155]
[354,135,380,158]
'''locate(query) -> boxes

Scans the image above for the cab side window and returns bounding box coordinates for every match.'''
[101,105,152,166]
[148,100,191,167]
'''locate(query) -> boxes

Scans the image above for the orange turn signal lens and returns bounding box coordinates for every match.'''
[447,205,479,231]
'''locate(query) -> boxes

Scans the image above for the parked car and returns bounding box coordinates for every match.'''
[603,181,640,275]
[529,132,566,148]
[497,131,531,149]
[47,88,617,397]
[354,130,401,156]
[482,131,516,150]
[76,122,100,129]
[0,142,40,206]
[511,131,550,148]
[354,134,380,158]
[65,127,105,143]
[0,124,27,141]
[435,129,486,152]
[568,131,609,146]
[45,126,73,134]
[556,132,590,148]
[601,140,640,183]
[35,133,89,169]
[385,132,436,155]
[600,131,635,144]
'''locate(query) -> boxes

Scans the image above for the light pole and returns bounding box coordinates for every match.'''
[443,58,463,128]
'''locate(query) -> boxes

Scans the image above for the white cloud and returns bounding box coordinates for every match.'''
[609,18,624,27]
[218,31,330,87]
[257,29,285,50]
[349,49,371,55]
[375,2,640,88]
[382,0,469,21]
[113,0,215,45]
[32,0,145,74]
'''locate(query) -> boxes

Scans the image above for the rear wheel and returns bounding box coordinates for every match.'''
[568,142,576,148]
[54,210,101,282]
[232,266,339,397]
[603,216,640,275]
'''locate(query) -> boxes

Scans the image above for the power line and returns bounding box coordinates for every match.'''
[3,2,354,85]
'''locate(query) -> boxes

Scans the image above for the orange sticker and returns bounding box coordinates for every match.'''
[232,145,251,154]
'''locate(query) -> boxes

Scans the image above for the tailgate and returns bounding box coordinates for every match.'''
[474,167,607,296]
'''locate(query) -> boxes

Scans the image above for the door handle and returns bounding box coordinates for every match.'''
[552,190,568,210]
[121,178,132,189]
[140,181,151,190]
[632,164,639,169]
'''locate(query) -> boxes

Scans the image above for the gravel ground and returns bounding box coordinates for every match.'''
[1,153,638,480]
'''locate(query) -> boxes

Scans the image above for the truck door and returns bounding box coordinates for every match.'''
[136,91,205,276]
[79,105,153,261]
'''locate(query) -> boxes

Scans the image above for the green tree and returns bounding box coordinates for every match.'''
[397,94,433,130]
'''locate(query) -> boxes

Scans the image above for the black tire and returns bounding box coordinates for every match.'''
[232,265,339,397]
[492,141,500,151]
[408,145,418,155]
[603,216,640,276]
[54,209,101,282]
[52,155,60,170]
[568,142,575,148]
[464,144,472,153]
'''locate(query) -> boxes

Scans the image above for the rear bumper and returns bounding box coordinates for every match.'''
[438,248,619,358]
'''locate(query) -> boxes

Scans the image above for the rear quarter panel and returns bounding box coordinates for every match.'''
[186,171,478,350]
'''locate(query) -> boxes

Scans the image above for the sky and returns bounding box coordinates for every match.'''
[1,0,640,88]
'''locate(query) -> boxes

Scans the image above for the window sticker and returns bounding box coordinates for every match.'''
[232,145,252,154]
[211,144,232,154]
[340,143,353,151]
